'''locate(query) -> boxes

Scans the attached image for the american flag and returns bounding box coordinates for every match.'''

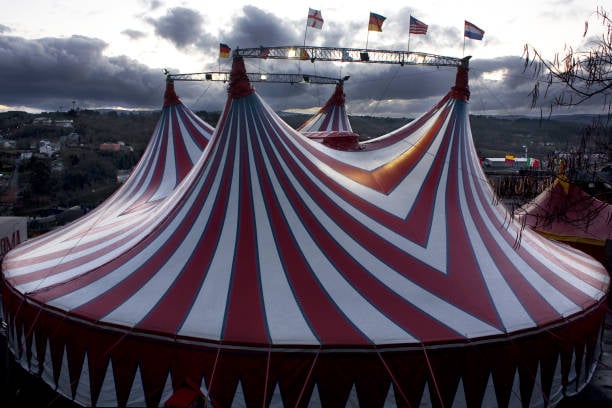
[409,16,428,35]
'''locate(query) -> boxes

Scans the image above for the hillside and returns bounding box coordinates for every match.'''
[0,109,607,223]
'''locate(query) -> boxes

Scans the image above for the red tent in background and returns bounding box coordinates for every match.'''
[1,57,609,407]
[516,177,612,267]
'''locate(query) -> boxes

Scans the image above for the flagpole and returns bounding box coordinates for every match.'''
[407,15,411,52]
[462,20,466,57]
[365,29,370,50]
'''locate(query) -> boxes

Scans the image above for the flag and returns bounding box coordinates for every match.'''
[409,16,428,35]
[505,154,515,165]
[219,43,231,58]
[464,20,484,40]
[368,12,386,32]
[307,8,324,29]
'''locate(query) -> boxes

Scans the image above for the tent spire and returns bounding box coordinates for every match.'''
[228,56,254,99]
[163,78,181,106]
[327,83,346,107]
[451,56,471,101]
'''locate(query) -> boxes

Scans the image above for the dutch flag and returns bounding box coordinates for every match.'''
[464,20,485,40]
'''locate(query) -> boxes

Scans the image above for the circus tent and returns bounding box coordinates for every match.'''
[1,56,609,407]
[516,177,612,267]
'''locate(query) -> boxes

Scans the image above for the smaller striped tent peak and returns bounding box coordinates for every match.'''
[1,56,609,408]
[298,83,353,133]
[299,82,360,150]
[110,79,213,212]
[3,80,213,263]
[114,79,213,212]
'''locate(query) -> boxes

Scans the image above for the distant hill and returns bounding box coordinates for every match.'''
[1,109,604,163]
[0,109,608,220]
[280,112,597,160]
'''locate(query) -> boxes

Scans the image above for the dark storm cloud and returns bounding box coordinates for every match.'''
[221,6,302,49]
[0,24,11,34]
[122,29,147,40]
[146,7,207,48]
[0,35,165,111]
[1,5,605,117]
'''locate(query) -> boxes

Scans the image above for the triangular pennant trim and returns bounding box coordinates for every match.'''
[528,361,545,407]
[200,373,211,404]
[549,354,564,406]
[74,352,92,407]
[566,348,578,396]
[57,344,73,401]
[18,324,28,370]
[268,383,283,407]
[594,324,603,364]
[481,373,497,407]
[159,369,174,407]
[452,377,467,407]
[230,380,247,408]
[42,337,55,389]
[307,384,322,407]
[126,365,145,407]
[508,368,521,407]
[419,380,432,407]
[29,330,39,374]
[346,383,359,406]
[383,383,396,406]
[95,358,117,407]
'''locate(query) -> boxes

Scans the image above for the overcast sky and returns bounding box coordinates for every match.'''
[0,1,607,117]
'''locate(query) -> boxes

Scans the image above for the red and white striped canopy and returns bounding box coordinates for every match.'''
[1,57,609,407]
[9,81,213,258]
[298,82,353,133]
[299,82,360,150]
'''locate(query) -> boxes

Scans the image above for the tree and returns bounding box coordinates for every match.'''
[523,7,612,183]
[523,7,611,114]
[28,156,53,195]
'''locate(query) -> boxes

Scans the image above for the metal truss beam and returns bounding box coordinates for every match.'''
[166,71,348,85]
[233,46,469,68]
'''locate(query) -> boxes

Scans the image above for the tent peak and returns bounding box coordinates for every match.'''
[163,80,181,106]
[327,83,346,107]
[451,64,470,101]
[228,56,254,99]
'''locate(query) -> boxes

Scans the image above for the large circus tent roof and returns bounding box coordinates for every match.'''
[1,56,609,407]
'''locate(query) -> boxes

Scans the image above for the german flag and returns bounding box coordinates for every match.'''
[368,12,386,32]
[219,43,231,58]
